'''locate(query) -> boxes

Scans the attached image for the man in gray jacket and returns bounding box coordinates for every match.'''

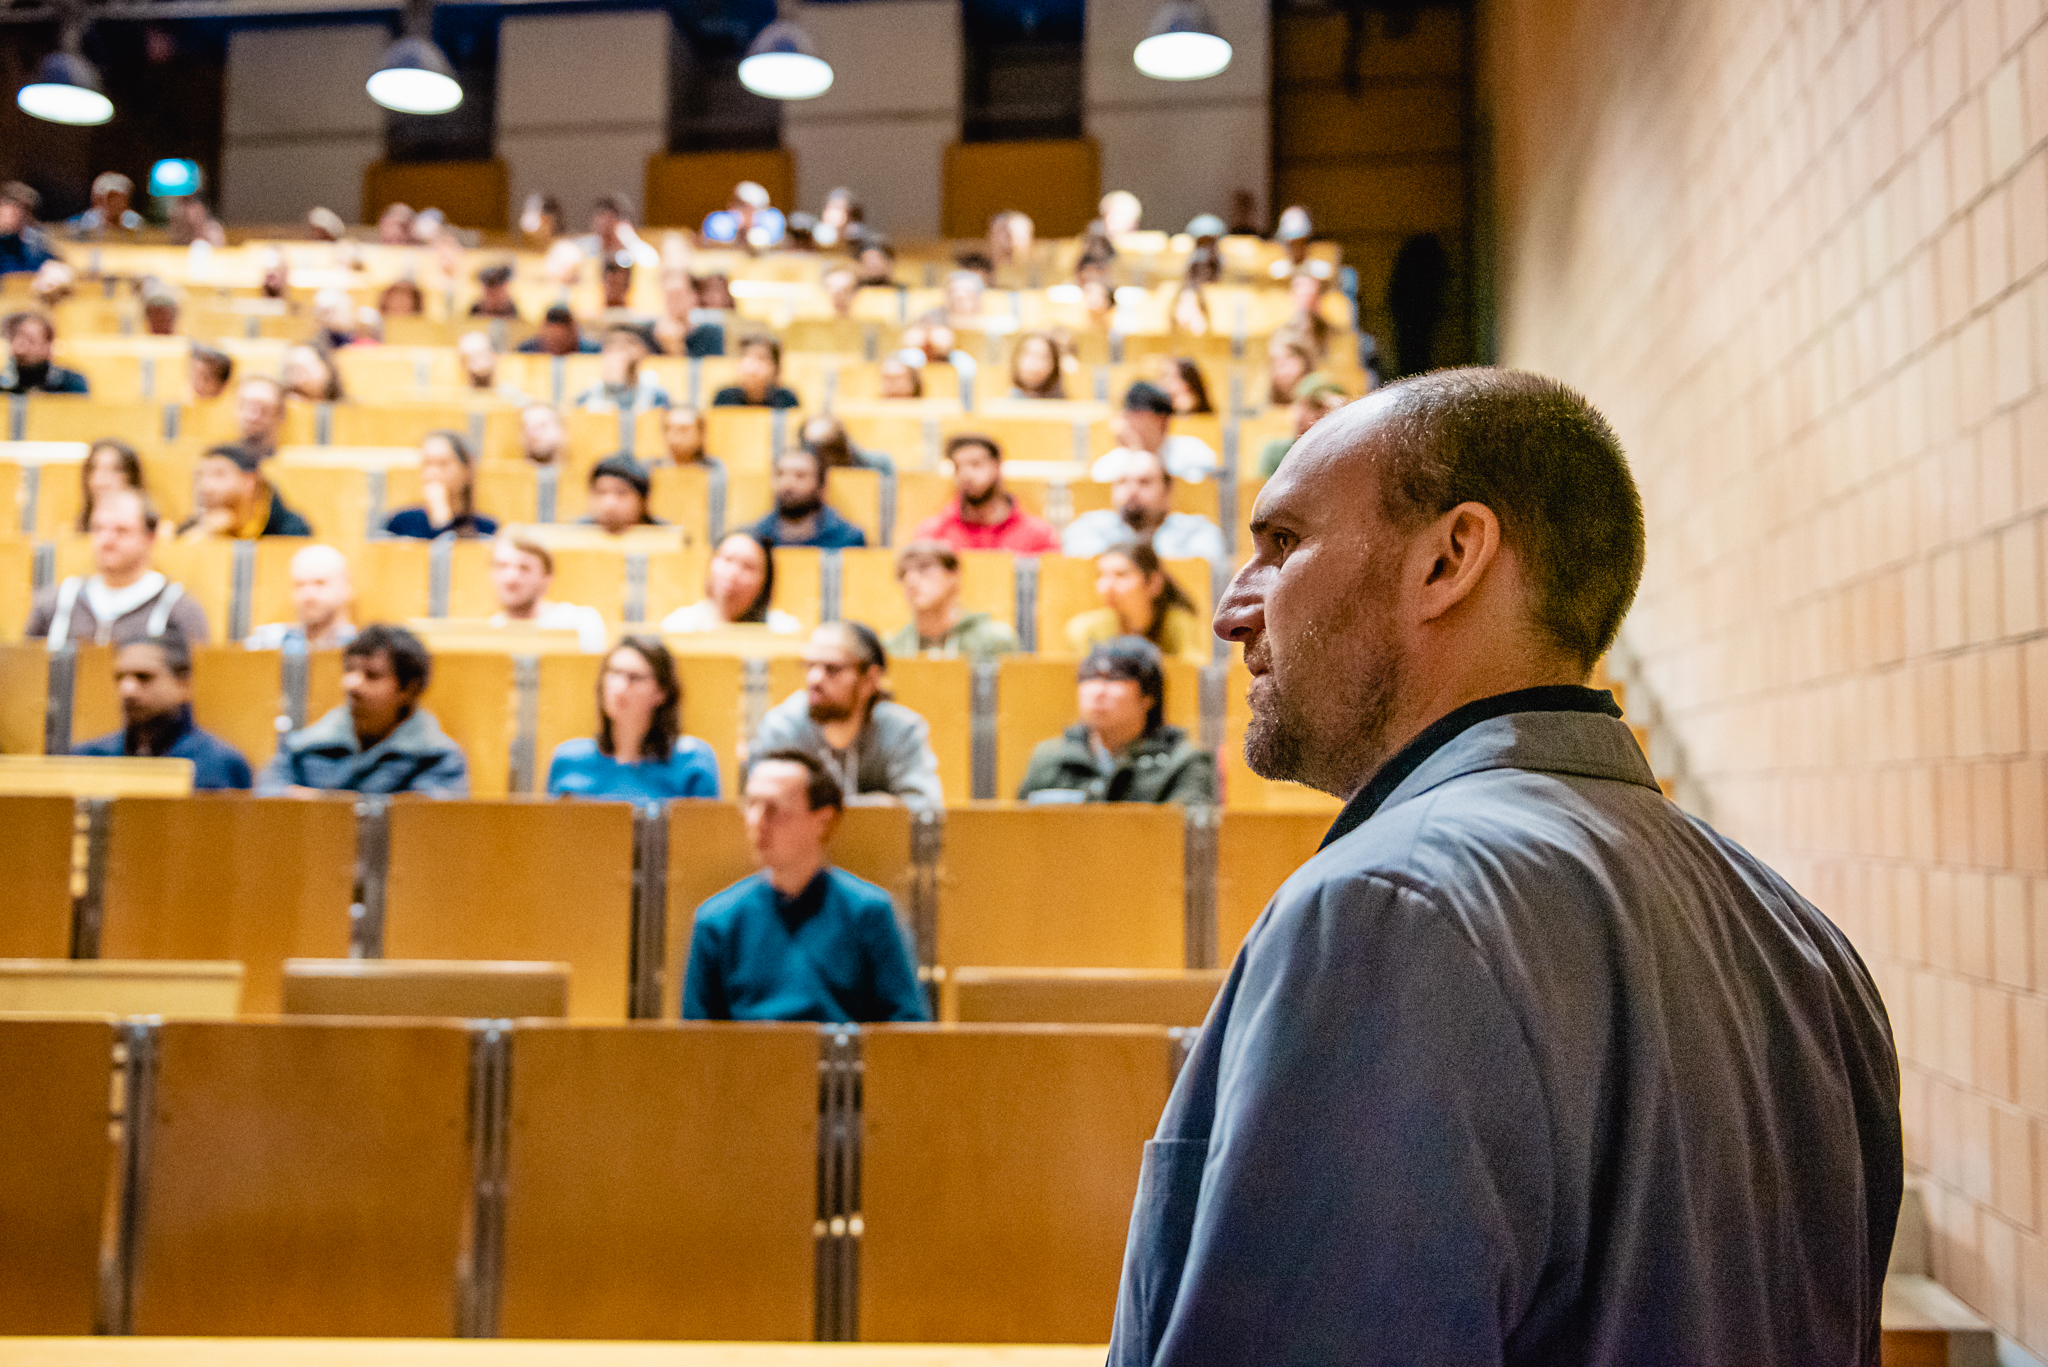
[750,622,941,809]
[1110,369,1901,1366]
[257,624,469,797]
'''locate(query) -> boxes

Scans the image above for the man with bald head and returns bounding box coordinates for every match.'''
[245,544,358,651]
[1110,369,1901,1366]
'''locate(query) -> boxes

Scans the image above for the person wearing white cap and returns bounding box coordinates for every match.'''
[1100,190,1142,236]
[1269,204,1317,278]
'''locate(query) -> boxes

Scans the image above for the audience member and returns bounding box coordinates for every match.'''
[179,443,313,539]
[376,202,415,245]
[653,270,724,357]
[1287,269,1339,357]
[1159,357,1214,415]
[1063,448,1226,561]
[1065,543,1210,665]
[188,344,233,401]
[29,258,74,309]
[28,490,211,645]
[662,531,801,634]
[519,402,566,466]
[885,540,1017,660]
[71,172,143,237]
[136,281,178,335]
[1017,637,1216,805]
[1079,277,1115,330]
[518,304,598,355]
[73,630,253,789]
[0,182,54,275]
[1257,375,1350,477]
[164,195,223,248]
[681,746,927,1023]
[802,413,892,473]
[752,622,942,808]
[713,333,800,408]
[1009,330,1066,399]
[470,263,519,318]
[306,207,347,241]
[597,256,643,322]
[989,210,1035,271]
[896,316,976,395]
[580,454,666,534]
[1099,189,1142,236]
[311,288,364,350]
[1172,279,1213,333]
[456,331,526,401]
[911,433,1058,552]
[378,278,423,317]
[259,624,469,796]
[750,448,866,549]
[1,312,88,393]
[75,439,145,533]
[944,270,986,326]
[877,356,922,399]
[854,237,896,287]
[1268,204,1314,277]
[579,192,659,267]
[282,343,344,402]
[818,187,862,249]
[488,531,609,651]
[234,376,287,460]
[383,430,498,539]
[246,544,358,651]
[256,249,289,299]
[823,266,859,319]
[1091,381,1217,482]
[1267,330,1318,404]
[574,322,670,413]
[547,636,719,800]
[661,405,719,468]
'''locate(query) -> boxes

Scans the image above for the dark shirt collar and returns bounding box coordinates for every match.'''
[1320,685,1623,850]
[126,704,196,758]
[772,867,831,928]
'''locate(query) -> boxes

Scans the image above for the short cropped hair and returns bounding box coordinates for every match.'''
[190,344,233,387]
[1368,368,1644,670]
[752,746,844,813]
[944,432,1001,463]
[895,539,958,577]
[127,625,192,677]
[496,529,554,575]
[737,332,782,366]
[344,623,432,694]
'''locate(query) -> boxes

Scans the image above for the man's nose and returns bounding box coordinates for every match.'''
[1212,567,1265,644]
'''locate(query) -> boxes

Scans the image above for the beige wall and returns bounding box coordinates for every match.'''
[1487,0,2048,1350]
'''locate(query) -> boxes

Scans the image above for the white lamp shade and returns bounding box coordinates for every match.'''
[17,51,113,125]
[739,22,833,100]
[367,36,463,114]
[1134,2,1232,81]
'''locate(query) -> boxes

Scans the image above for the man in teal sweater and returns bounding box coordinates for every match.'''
[682,748,928,1023]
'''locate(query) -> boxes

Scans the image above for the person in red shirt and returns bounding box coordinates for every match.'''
[911,433,1060,553]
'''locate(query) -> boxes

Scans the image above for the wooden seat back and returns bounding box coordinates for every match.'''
[0,796,75,956]
[383,798,635,1019]
[859,1024,1176,1342]
[0,533,30,640]
[0,1016,117,1333]
[497,1021,820,1338]
[935,805,1185,969]
[350,539,434,621]
[100,793,356,1013]
[416,650,515,796]
[885,655,972,802]
[282,958,569,1018]
[705,407,775,475]
[21,396,165,447]
[943,967,1223,1027]
[129,1019,475,1336]
[0,959,243,1016]
[189,646,286,765]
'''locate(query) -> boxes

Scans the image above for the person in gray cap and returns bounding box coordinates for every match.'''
[470,262,519,319]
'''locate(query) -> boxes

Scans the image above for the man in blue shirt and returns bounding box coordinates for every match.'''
[1112,368,1900,1366]
[73,631,252,789]
[682,748,927,1023]
[750,448,866,550]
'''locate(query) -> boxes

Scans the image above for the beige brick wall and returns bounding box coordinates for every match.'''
[1488,0,2048,1348]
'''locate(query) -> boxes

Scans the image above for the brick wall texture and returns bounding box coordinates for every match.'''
[1488,0,2048,1348]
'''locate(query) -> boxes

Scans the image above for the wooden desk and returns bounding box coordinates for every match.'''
[0,1341,1108,1366]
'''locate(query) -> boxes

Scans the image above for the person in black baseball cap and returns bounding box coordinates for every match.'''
[471,263,519,319]
[517,303,597,355]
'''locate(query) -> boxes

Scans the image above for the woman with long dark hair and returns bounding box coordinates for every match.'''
[1009,330,1067,399]
[1065,542,1209,664]
[661,531,802,633]
[546,635,721,800]
[76,438,146,533]
[382,430,498,539]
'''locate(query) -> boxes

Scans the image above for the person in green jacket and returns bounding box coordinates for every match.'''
[884,539,1019,660]
[1256,373,1351,478]
[1017,636,1218,806]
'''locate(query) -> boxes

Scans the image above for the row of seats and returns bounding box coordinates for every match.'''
[0,793,1331,1016]
[0,1014,1170,1341]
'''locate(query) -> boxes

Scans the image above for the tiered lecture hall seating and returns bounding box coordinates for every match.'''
[0,226,1717,1360]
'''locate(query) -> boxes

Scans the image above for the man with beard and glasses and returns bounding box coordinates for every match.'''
[749,447,867,549]
[909,433,1059,553]
[1110,369,1901,1367]
[73,630,251,789]
[1061,447,1225,562]
[749,622,941,809]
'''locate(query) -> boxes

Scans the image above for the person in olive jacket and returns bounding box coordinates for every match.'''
[1017,636,1217,806]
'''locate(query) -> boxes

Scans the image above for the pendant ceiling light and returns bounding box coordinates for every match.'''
[368,33,463,114]
[738,20,833,101]
[1133,0,1232,81]
[17,46,113,126]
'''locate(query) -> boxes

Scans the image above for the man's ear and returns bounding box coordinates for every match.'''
[1412,500,1503,624]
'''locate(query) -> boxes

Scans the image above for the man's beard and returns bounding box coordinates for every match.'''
[962,482,1000,510]
[1119,502,1159,532]
[777,493,824,520]
[1243,581,1402,797]
[808,697,855,724]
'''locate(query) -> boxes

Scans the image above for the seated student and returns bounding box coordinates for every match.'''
[1009,330,1067,400]
[469,262,519,319]
[519,402,567,467]
[246,543,359,651]
[1157,356,1215,416]
[546,636,720,801]
[457,331,529,403]
[1089,381,1218,482]
[751,622,942,809]
[382,431,499,540]
[876,356,922,399]
[802,413,893,473]
[750,448,866,549]
[258,624,469,796]
[652,270,724,357]
[1066,543,1211,666]
[1017,637,1216,806]
[488,531,609,652]
[516,304,599,355]
[188,344,233,401]
[711,333,801,408]
[177,443,313,539]
[73,629,252,790]
[661,531,802,634]
[682,747,928,1024]
[282,343,344,402]
[29,490,211,646]
[1,311,88,393]
[661,405,721,469]
[75,439,147,533]
[232,375,288,461]
[911,433,1059,553]
[1257,373,1350,477]
[573,322,671,414]
[885,540,1017,660]
[1266,330,1317,406]
[579,454,667,534]
[1061,447,1226,562]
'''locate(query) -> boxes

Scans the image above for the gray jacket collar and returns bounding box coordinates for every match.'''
[294,705,452,757]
